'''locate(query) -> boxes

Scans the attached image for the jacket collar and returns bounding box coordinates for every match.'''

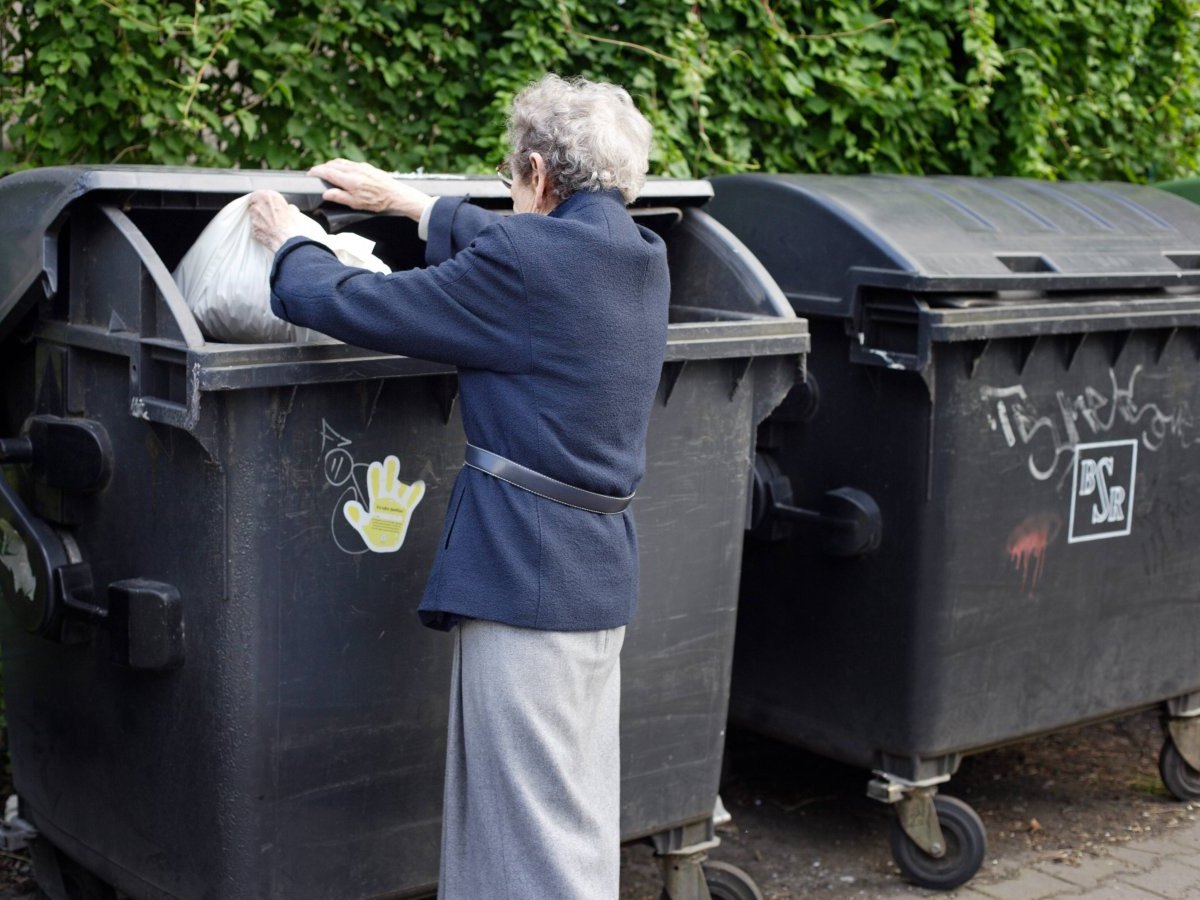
[548,188,627,219]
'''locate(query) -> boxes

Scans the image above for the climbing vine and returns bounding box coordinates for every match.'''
[1,0,1198,181]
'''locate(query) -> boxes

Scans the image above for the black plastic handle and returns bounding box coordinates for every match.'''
[748,453,883,556]
[0,418,105,638]
[0,420,112,638]
[1,420,184,667]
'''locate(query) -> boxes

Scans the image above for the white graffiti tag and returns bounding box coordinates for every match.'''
[982,367,1197,482]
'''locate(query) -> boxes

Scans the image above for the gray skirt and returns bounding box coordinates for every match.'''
[438,618,625,900]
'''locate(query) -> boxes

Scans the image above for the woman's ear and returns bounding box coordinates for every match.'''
[528,152,553,214]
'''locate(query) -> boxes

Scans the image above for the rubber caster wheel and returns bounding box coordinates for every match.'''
[704,861,763,900]
[657,860,763,900]
[1159,739,1200,801]
[889,795,986,891]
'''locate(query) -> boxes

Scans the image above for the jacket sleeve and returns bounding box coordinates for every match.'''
[425,197,505,266]
[269,221,531,373]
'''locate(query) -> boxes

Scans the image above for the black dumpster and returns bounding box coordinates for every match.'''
[1157,178,1200,205]
[708,174,1200,890]
[0,166,809,900]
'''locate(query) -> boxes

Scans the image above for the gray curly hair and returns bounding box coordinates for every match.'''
[506,74,653,205]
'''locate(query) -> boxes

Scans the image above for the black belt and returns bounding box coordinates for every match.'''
[464,444,635,515]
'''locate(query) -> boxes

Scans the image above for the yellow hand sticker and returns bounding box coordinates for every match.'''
[342,455,426,553]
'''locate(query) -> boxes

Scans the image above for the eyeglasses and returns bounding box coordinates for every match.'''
[496,161,513,189]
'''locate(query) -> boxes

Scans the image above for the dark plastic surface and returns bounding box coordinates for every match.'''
[710,175,1200,782]
[708,174,1200,319]
[106,579,185,671]
[0,166,806,899]
[1156,178,1200,206]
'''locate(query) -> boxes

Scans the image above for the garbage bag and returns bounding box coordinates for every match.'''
[173,194,391,343]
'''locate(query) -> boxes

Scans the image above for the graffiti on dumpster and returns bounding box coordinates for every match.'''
[981,366,1196,484]
[1006,513,1062,595]
[320,420,426,555]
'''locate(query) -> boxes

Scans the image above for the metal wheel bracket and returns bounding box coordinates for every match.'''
[659,849,714,900]
[1167,716,1200,772]
[867,770,950,804]
[653,817,721,900]
[895,787,947,859]
[652,818,721,858]
[1165,692,1200,719]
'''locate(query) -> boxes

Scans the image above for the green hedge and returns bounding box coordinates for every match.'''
[2,0,1198,181]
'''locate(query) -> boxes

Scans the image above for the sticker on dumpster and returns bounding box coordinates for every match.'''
[1067,440,1137,543]
[0,519,36,603]
[321,420,425,555]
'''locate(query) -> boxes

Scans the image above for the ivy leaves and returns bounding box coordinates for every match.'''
[1,0,1197,182]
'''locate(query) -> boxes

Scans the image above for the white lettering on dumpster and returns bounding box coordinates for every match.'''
[1068,440,1137,543]
[320,420,425,555]
[981,366,1196,484]
[1076,457,1129,525]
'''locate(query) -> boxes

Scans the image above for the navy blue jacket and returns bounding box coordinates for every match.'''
[269,190,670,630]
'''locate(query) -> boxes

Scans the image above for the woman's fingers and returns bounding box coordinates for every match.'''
[310,160,377,210]
[247,189,295,249]
[309,159,430,218]
[308,162,355,188]
[309,158,377,183]
[321,187,356,206]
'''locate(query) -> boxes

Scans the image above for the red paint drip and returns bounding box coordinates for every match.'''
[1006,514,1061,596]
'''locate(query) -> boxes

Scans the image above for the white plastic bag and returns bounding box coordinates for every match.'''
[173,195,391,343]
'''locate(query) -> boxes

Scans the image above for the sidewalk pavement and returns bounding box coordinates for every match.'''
[938,813,1200,900]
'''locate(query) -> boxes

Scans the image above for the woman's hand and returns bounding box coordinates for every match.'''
[247,190,308,252]
[309,158,434,222]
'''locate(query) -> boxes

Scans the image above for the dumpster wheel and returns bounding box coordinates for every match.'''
[889,795,985,891]
[657,860,763,900]
[702,860,763,900]
[1158,739,1200,801]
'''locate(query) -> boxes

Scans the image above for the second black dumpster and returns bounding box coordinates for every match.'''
[709,174,1200,890]
[0,166,808,900]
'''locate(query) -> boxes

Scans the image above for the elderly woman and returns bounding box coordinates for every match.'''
[248,74,667,899]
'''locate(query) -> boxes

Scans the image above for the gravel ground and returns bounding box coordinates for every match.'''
[0,708,1187,899]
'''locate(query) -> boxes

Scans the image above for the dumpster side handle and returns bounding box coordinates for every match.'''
[748,452,882,556]
[0,418,184,670]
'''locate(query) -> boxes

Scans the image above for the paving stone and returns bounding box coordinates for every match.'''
[937,889,997,900]
[1125,836,1192,859]
[1161,828,1200,855]
[1117,859,1200,898]
[1035,857,1126,890]
[1071,884,1173,899]
[971,869,1082,900]
[1172,851,1200,873]
[1101,844,1161,872]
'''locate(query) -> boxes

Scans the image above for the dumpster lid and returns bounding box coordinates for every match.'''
[708,174,1200,319]
[1156,178,1200,206]
[0,165,714,338]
